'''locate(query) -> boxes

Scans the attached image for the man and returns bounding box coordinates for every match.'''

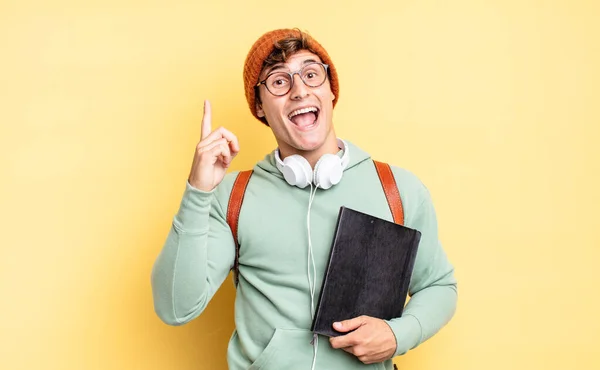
[151,28,457,370]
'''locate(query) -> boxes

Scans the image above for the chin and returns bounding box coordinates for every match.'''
[293,133,330,152]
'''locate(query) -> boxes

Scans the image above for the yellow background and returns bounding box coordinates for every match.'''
[1,0,598,369]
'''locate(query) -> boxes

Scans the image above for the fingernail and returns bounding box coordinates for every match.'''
[333,322,342,329]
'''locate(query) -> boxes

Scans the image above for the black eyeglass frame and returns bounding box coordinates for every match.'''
[255,62,330,97]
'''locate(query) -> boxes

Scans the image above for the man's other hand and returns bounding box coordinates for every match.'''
[329,315,397,364]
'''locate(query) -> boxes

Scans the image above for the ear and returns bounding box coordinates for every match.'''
[256,102,265,118]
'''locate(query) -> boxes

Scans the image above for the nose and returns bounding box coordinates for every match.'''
[289,72,309,100]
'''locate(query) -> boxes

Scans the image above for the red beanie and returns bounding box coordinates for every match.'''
[243,28,339,125]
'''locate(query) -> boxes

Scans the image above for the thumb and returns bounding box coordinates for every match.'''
[333,316,367,332]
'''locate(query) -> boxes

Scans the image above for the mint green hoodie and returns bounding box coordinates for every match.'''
[151,140,457,370]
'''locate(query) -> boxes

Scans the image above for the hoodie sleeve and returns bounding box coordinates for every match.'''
[384,181,458,357]
[150,180,236,325]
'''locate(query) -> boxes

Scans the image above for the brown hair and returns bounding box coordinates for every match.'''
[262,30,318,68]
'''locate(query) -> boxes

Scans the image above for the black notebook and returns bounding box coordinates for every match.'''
[311,206,421,337]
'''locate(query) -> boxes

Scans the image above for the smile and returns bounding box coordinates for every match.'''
[288,106,319,120]
[287,106,320,130]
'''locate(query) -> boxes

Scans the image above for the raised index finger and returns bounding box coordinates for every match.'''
[201,100,212,140]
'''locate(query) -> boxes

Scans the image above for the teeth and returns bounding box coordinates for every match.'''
[288,107,318,120]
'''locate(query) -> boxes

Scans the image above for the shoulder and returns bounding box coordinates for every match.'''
[388,164,433,224]
[211,170,245,212]
[389,165,428,198]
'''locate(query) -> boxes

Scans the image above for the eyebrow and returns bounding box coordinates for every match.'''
[264,58,319,76]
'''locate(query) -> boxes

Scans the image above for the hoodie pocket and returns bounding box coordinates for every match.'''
[248,328,386,370]
[247,328,287,370]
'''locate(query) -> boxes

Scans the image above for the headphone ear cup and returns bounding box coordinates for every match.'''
[282,155,313,188]
[314,154,343,190]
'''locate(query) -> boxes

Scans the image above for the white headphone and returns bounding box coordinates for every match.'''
[274,138,350,190]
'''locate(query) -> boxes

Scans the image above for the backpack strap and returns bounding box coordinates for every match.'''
[226,170,253,286]
[226,160,404,286]
[373,160,404,225]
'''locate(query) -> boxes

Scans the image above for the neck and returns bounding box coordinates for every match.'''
[278,133,341,169]
[303,140,340,168]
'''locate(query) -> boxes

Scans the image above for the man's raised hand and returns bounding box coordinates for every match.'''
[188,100,240,192]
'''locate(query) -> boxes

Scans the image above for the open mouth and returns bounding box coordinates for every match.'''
[288,106,320,130]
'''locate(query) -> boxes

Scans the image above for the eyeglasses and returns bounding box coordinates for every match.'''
[256,62,330,96]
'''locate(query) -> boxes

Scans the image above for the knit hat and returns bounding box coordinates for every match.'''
[243,28,339,125]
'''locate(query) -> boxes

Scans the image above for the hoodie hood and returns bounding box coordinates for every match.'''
[255,139,372,179]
